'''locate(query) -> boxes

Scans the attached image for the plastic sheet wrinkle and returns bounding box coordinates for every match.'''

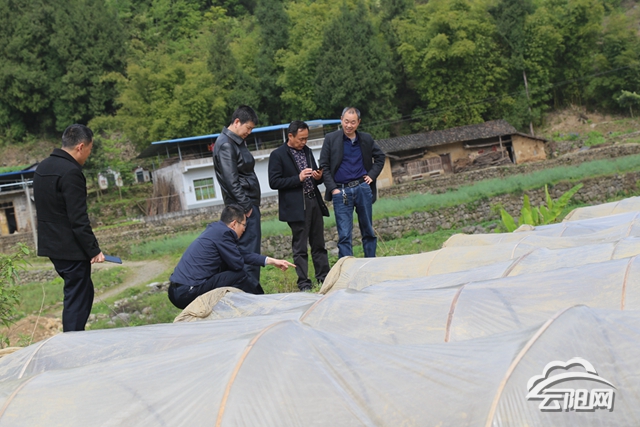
[215,320,288,427]
[17,335,57,379]
[620,256,636,310]
[444,284,467,343]
[501,251,533,278]
[483,305,580,427]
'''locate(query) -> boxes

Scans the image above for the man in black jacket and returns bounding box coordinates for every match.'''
[33,124,105,332]
[319,107,386,258]
[213,105,262,285]
[268,121,330,292]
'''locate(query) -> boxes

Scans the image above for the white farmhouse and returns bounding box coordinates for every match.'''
[138,120,340,211]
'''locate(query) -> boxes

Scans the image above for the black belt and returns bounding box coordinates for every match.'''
[337,177,365,188]
[304,191,316,199]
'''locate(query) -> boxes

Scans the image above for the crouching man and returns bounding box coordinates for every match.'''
[168,204,295,309]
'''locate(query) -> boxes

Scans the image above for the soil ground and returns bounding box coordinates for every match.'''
[1,259,168,346]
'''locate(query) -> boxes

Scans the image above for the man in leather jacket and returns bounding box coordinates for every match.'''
[213,106,262,285]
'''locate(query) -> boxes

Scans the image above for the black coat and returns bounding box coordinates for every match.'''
[319,129,386,202]
[213,127,261,214]
[33,148,101,260]
[268,143,328,223]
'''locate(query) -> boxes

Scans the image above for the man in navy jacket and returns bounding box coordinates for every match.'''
[319,107,386,258]
[33,124,105,332]
[268,121,330,292]
[168,205,295,309]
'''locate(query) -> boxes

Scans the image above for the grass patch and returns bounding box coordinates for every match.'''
[14,267,128,320]
[16,278,64,319]
[584,131,606,146]
[130,232,201,259]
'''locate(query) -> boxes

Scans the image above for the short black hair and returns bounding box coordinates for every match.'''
[220,204,245,225]
[287,120,309,137]
[231,105,258,126]
[61,124,93,148]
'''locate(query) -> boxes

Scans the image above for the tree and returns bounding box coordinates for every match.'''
[540,0,604,106]
[489,0,535,134]
[0,0,127,139]
[395,0,507,131]
[585,12,640,112]
[276,0,336,121]
[254,0,289,125]
[207,10,262,121]
[93,51,228,151]
[315,1,398,137]
[615,90,640,117]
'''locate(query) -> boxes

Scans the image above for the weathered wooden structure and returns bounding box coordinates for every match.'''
[375,120,547,185]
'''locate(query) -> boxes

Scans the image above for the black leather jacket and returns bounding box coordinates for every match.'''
[213,127,261,213]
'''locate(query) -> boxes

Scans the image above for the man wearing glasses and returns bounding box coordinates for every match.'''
[168,205,295,309]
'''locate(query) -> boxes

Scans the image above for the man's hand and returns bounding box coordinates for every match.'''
[299,168,313,182]
[363,175,373,184]
[91,252,105,264]
[312,168,323,180]
[246,208,253,218]
[266,257,296,271]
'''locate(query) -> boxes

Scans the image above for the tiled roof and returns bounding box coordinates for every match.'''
[376,120,519,153]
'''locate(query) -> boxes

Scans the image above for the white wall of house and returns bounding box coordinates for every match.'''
[154,139,325,211]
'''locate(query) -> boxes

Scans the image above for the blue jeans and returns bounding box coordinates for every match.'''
[332,182,376,258]
[238,204,261,284]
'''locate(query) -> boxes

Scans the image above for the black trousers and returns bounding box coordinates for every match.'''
[50,258,94,332]
[168,269,264,310]
[287,196,330,289]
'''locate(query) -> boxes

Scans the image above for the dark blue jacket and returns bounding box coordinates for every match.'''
[170,221,266,287]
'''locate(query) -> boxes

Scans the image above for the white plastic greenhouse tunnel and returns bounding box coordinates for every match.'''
[0,197,639,426]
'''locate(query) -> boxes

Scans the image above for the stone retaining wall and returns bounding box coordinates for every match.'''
[95,170,640,259]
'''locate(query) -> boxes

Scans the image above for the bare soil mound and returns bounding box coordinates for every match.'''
[1,315,62,347]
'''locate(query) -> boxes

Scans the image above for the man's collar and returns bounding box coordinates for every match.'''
[287,142,304,152]
[51,148,82,168]
[222,127,244,145]
[342,131,359,142]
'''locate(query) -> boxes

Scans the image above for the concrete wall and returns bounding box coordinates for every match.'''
[512,134,546,164]
[0,188,35,236]
[377,158,393,189]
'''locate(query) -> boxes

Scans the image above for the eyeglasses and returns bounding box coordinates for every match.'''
[237,221,247,228]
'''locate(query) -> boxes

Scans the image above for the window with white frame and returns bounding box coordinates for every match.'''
[193,178,216,200]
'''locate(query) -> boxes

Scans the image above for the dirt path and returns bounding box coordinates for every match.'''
[1,259,169,347]
[94,259,168,301]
